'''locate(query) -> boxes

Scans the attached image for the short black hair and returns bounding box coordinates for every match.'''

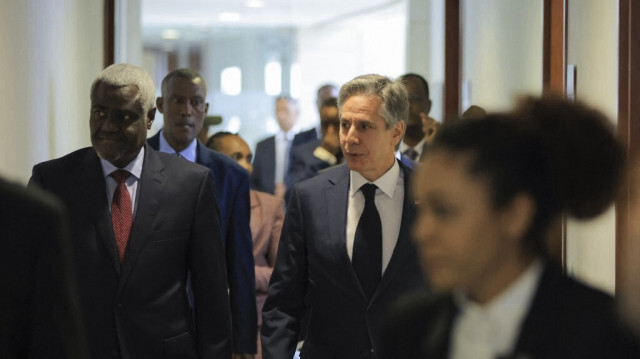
[161,68,206,95]
[399,73,430,99]
[206,131,236,151]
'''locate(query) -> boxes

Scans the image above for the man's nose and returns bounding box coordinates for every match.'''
[180,101,193,115]
[101,113,119,131]
[344,126,358,144]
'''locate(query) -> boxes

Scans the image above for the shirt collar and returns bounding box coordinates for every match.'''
[276,124,300,142]
[399,137,426,155]
[100,146,145,180]
[454,258,544,334]
[349,159,400,199]
[159,130,197,163]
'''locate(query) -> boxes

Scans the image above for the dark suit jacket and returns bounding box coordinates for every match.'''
[29,145,232,359]
[149,133,257,353]
[381,262,640,359]
[291,127,319,147]
[286,139,329,190]
[0,178,88,359]
[261,162,425,359]
[252,129,317,194]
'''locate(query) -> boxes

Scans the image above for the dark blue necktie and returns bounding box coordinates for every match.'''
[352,183,382,299]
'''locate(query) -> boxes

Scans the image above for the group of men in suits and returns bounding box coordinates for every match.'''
[20,63,429,359]
[251,84,340,200]
[27,64,260,359]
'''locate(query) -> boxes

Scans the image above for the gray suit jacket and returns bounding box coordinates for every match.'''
[261,162,425,359]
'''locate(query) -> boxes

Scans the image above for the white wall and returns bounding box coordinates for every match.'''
[0,0,103,184]
[406,0,445,123]
[457,0,620,293]
[461,0,543,112]
[297,2,407,128]
[116,0,144,66]
[564,0,619,294]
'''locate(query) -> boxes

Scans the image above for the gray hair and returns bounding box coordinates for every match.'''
[337,74,409,129]
[90,63,156,113]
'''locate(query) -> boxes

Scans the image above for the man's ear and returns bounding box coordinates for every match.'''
[204,102,210,115]
[502,193,536,241]
[392,120,406,146]
[155,97,164,114]
[426,99,432,114]
[147,107,157,129]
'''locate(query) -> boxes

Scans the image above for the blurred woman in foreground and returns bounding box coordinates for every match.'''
[382,96,639,358]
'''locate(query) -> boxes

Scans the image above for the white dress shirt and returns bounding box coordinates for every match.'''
[398,137,426,160]
[450,259,544,359]
[346,159,404,274]
[274,126,299,185]
[100,146,145,219]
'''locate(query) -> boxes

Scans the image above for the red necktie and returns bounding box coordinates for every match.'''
[111,170,132,262]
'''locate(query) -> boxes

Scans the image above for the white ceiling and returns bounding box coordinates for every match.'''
[142,0,400,45]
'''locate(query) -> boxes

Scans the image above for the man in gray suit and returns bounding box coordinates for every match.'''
[261,74,425,359]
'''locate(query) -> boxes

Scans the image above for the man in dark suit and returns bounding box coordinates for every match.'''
[1,178,88,359]
[251,96,315,198]
[29,63,232,359]
[286,97,341,190]
[397,73,437,165]
[261,74,425,358]
[149,68,256,359]
[289,83,339,149]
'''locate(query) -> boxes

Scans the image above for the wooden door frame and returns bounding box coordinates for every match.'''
[104,0,115,68]
[616,0,640,292]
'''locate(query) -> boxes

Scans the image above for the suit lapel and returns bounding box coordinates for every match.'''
[324,166,365,295]
[79,149,121,274]
[371,162,416,304]
[195,141,213,169]
[509,262,556,358]
[117,145,164,294]
[424,295,457,358]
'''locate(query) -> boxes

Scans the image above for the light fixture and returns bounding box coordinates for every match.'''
[160,29,180,40]
[218,12,241,22]
[245,0,265,8]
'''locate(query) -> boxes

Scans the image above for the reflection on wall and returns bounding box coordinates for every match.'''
[0,0,103,183]
[564,0,619,295]
[297,1,407,127]
[461,0,543,112]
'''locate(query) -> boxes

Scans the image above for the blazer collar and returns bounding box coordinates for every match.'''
[78,148,122,274]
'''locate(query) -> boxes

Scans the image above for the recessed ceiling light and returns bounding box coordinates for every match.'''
[161,29,180,40]
[245,0,265,8]
[219,12,241,22]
